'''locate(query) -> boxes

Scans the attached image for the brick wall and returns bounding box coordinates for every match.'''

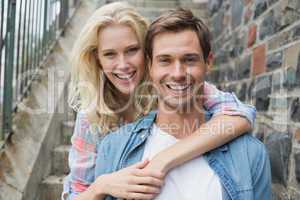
[207,0,300,199]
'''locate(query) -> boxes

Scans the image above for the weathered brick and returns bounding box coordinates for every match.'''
[236,55,251,79]
[226,83,237,93]
[208,0,223,16]
[252,44,267,75]
[284,67,297,89]
[267,51,283,71]
[254,0,268,19]
[247,24,257,47]
[296,129,300,143]
[268,30,291,50]
[268,0,279,6]
[225,65,237,81]
[231,0,244,28]
[212,10,225,38]
[297,54,300,86]
[294,151,300,182]
[291,98,300,122]
[244,7,253,24]
[252,74,272,111]
[270,96,290,111]
[265,132,292,186]
[272,70,284,92]
[208,69,220,84]
[283,43,300,68]
[277,1,300,31]
[230,32,246,58]
[259,10,281,40]
[244,0,253,5]
[248,80,255,102]
[237,82,247,101]
[214,49,230,65]
[292,24,300,41]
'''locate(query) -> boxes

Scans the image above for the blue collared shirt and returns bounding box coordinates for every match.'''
[94,111,272,200]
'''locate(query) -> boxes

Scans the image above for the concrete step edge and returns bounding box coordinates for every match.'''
[42,175,66,185]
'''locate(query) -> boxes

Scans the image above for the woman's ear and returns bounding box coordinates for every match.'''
[94,48,99,59]
[93,48,101,66]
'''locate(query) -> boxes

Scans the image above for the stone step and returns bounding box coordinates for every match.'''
[61,120,75,145]
[52,145,70,176]
[38,175,65,200]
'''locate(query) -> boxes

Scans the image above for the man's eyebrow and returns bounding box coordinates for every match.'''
[183,53,201,57]
[155,54,171,58]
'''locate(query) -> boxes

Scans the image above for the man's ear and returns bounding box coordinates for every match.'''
[206,51,214,73]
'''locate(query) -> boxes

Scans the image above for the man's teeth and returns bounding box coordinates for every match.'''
[114,72,135,80]
[167,84,192,91]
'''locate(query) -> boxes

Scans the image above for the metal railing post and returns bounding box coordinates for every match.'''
[2,0,17,139]
[43,0,48,56]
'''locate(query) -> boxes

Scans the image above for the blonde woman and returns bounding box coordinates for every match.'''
[63,2,256,200]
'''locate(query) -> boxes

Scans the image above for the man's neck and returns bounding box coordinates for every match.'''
[155,103,205,139]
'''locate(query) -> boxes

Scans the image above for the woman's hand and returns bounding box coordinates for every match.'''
[141,156,170,177]
[93,159,164,200]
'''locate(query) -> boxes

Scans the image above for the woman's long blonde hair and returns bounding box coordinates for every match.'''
[68,2,154,135]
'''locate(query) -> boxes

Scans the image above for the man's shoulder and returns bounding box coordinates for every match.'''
[226,133,269,168]
[230,134,266,153]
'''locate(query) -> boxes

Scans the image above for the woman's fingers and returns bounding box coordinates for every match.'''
[124,192,158,200]
[133,168,164,179]
[130,176,164,187]
[129,159,149,169]
[128,184,160,194]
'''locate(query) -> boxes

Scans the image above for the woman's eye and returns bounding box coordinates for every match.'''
[103,52,115,58]
[126,47,139,55]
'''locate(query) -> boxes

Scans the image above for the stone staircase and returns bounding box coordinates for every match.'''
[36,0,209,199]
[36,114,75,200]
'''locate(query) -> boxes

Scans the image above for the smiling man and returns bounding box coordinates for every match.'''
[93,8,272,200]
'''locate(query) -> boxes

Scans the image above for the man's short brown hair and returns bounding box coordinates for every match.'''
[145,8,211,64]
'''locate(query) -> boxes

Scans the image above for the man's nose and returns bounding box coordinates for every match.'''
[171,61,186,80]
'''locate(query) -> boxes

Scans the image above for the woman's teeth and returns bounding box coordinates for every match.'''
[114,71,136,80]
[166,83,192,91]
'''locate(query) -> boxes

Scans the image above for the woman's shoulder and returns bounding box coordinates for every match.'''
[73,110,101,144]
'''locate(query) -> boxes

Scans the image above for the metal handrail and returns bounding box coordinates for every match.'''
[0,0,80,148]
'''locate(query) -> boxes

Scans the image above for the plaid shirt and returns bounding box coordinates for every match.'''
[62,82,256,200]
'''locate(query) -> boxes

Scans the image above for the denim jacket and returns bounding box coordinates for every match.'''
[95,111,272,200]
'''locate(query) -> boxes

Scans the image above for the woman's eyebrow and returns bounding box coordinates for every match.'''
[125,43,140,49]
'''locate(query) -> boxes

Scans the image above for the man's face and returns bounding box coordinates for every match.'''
[150,30,208,110]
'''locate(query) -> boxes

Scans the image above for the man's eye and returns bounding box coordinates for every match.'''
[158,59,170,65]
[184,58,198,65]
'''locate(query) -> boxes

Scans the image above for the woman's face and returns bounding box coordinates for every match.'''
[97,24,145,96]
